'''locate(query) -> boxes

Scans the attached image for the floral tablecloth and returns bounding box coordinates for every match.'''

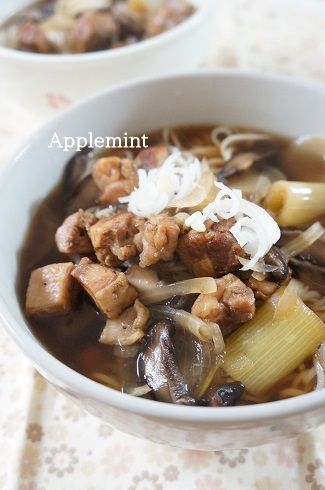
[1,1,325,489]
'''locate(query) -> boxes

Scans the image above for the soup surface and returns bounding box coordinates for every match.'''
[0,0,195,54]
[19,125,325,406]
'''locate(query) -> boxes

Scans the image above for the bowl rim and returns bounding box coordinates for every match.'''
[0,0,212,64]
[1,69,325,425]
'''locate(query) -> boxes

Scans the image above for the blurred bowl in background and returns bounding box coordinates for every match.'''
[0,0,216,115]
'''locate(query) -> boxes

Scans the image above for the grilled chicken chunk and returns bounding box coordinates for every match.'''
[100,299,150,346]
[89,211,143,266]
[71,257,137,318]
[191,273,255,336]
[177,219,246,278]
[92,156,138,205]
[135,214,180,267]
[55,209,97,254]
[26,262,78,316]
[134,146,169,170]
[71,10,119,53]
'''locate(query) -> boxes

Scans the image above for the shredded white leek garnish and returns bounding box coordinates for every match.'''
[185,181,281,271]
[119,150,280,272]
[119,152,202,217]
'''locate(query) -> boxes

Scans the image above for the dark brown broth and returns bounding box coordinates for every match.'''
[17,125,325,397]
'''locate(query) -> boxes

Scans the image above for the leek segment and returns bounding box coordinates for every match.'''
[264,180,325,227]
[223,283,325,396]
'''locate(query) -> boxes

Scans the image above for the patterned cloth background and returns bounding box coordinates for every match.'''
[1,1,325,489]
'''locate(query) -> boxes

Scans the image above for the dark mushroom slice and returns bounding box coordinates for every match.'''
[290,258,325,294]
[62,147,98,215]
[218,149,277,182]
[263,245,290,283]
[167,293,198,312]
[205,381,245,407]
[237,246,290,301]
[278,228,325,293]
[138,319,197,405]
[279,229,325,266]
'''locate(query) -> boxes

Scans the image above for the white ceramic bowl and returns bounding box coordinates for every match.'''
[0,0,215,115]
[1,71,325,451]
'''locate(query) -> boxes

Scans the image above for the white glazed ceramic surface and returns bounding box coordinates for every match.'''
[1,71,325,451]
[0,0,215,114]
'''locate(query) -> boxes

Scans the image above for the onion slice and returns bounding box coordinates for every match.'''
[314,341,325,390]
[281,222,325,259]
[126,265,162,291]
[150,305,225,354]
[124,385,152,397]
[140,277,217,305]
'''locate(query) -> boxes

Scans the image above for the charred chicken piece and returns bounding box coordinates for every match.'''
[246,276,279,301]
[112,1,148,36]
[100,299,150,346]
[55,209,97,254]
[89,211,143,266]
[134,146,170,170]
[191,273,255,336]
[135,214,180,268]
[92,156,138,205]
[177,219,246,278]
[16,19,55,53]
[71,257,137,318]
[71,10,119,53]
[25,262,79,316]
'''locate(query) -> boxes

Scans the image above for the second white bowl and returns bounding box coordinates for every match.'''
[0,0,215,114]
